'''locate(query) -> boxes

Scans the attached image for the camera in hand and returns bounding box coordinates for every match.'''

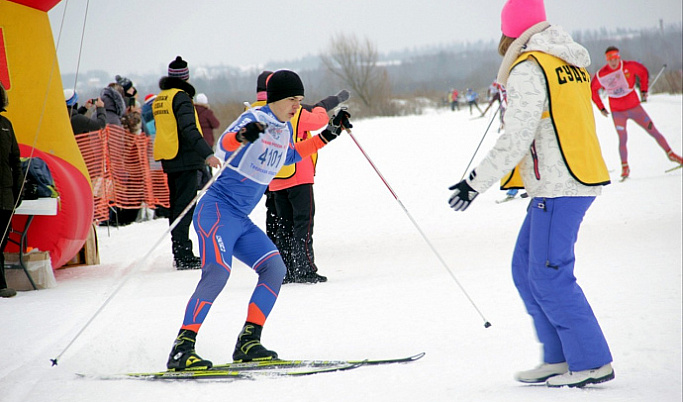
[127,97,136,107]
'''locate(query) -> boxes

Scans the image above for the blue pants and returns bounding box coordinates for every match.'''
[512,197,612,371]
[180,197,286,333]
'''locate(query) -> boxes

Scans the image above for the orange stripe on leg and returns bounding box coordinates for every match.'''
[247,302,266,326]
[181,324,202,333]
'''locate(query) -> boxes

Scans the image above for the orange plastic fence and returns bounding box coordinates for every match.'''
[75,125,169,223]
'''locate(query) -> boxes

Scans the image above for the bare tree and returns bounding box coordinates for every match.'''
[321,33,394,116]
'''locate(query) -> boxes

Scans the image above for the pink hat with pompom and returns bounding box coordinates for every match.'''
[501,0,546,38]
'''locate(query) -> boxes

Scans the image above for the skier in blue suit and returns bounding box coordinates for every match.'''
[166,70,351,370]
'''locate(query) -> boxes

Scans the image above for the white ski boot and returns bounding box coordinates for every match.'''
[546,363,615,388]
[514,362,568,383]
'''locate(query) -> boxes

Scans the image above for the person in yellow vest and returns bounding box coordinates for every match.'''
[153,56,220,270]
[254,71,349,284]
[447,0,614,388]
[270,87,349,284]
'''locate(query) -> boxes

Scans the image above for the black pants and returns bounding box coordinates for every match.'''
[264,190,279,244]
[272,184,317,277]
[0,209,12,289]
[468,101,483,115]
[166,170,198,260]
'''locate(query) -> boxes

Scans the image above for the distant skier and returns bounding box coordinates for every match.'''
[450,88,459,111]
[481,80,507,130]
[465,88,483,115]
[591,46,683,180]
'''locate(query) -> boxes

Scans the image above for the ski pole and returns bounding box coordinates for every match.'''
[50,129,254,366]
[459,104,500,180]
[649,64,667,91]
[344,127,492,328]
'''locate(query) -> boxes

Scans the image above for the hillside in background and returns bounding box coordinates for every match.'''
[62,24,682,115]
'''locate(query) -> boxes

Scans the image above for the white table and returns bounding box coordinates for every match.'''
[9,197,58,290]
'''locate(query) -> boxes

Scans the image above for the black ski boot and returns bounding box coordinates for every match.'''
[174,255,201,270]
[173,241,201,270]
[167,329,213,370]
[232,322,278,362]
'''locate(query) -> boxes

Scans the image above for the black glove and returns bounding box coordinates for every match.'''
[319,110,352,143]
[330,110,352,133]
[448,179,479,211]
[236,122,266,143]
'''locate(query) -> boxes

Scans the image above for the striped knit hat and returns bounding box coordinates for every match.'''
[168,56,190,81]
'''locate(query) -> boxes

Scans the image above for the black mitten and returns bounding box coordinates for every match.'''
[315,90,351,111]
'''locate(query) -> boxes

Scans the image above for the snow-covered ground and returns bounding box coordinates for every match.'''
[1,95,681,402]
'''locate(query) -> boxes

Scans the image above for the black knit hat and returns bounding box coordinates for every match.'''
[267,70,304,104]
[168,56,190,81]
[257,71,273,93]
[115,75,133,92]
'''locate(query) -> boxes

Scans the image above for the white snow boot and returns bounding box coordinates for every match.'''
[546,363,615,388]
[514,362,569,383]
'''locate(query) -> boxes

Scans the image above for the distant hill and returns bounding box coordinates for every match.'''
[62,24,682,105]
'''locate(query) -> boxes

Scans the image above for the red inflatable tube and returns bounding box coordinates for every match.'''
[7,145,93,269]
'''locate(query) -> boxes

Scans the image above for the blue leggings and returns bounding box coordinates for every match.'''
[512,197,612,371]
[180,199,286,333]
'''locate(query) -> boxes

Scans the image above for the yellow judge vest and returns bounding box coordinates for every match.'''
[501,52,610,189]
[274,107,318,179]
[153,88,203,161]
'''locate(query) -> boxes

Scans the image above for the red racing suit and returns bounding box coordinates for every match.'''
[591,60,648,112]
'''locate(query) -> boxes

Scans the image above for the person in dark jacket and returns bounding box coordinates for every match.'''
[153,56,220,270]
[64,90,107,135]
[0,82,23,298]
[97,83,126,126]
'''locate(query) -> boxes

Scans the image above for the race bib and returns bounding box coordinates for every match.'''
[597,67,634,98]
[227,110,291,185]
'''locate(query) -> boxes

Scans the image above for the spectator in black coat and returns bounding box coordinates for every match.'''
[0,82,23,298]
[153,56,220,270]
[64,90,106,134]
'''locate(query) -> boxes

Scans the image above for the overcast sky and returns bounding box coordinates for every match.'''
[48,0,682,76]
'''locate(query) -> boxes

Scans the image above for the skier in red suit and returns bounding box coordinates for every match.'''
[591,46,682,179]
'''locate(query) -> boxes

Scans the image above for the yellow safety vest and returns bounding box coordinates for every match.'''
[274,107,318,179]
[153,88,203,161]
[501,51,610,189]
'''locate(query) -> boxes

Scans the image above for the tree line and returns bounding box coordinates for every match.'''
[64,24,682,132]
